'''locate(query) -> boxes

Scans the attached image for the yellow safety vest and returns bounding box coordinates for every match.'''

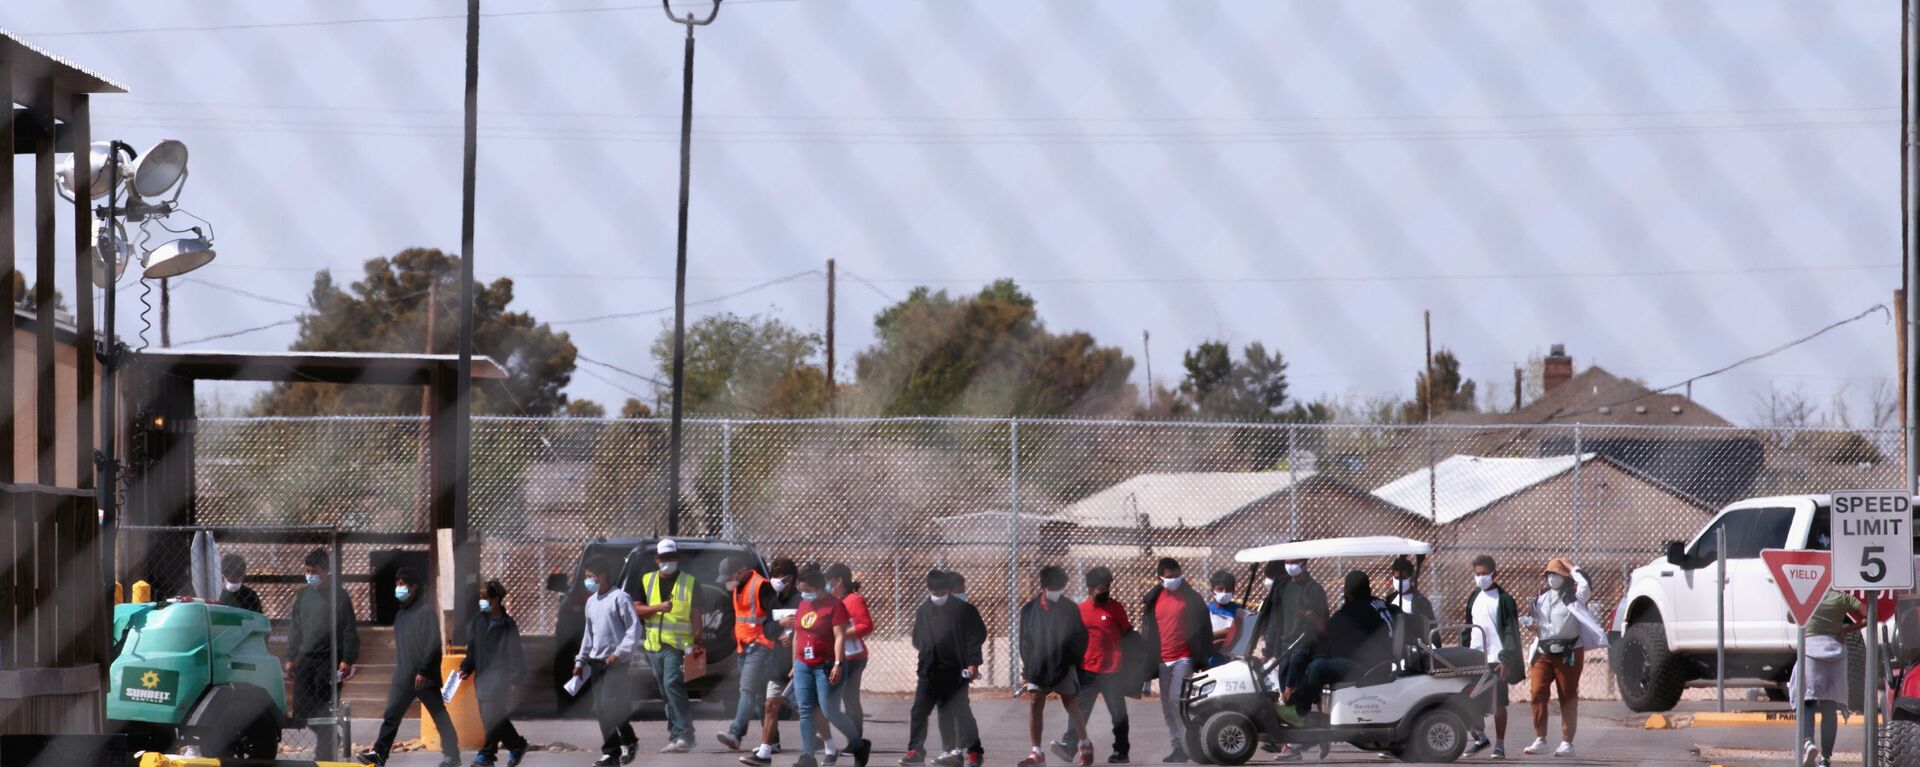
[641,570,696,652]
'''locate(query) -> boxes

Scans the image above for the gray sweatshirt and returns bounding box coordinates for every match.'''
[1533,590,1580,644]
[575,587,639,666]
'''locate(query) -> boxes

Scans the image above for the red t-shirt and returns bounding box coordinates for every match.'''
[794,593,849,668]
[1080,598,1132,674]
[1156,590,1191,662]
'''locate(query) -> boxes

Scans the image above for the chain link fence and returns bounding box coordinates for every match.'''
[164,415,1906,696]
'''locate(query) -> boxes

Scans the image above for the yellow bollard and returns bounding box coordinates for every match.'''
[420,651,485,750]
[131,580,152,604]
[115,581,124,604]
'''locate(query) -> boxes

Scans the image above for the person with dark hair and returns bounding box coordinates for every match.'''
[1386,556,1436,635]
[1052,566,1131,764]
[935,572,988,767]
[1018,566,1091,767]
[1462,555,1522,759]
[1247,560,1289,662]
[283,547,358,761]
[1299,572,1394,711]
[722,558,778,753]
[902,570,973,767]
[576,557,640,767]
[826,563,874,744]
[742,557,803,767]
[462,580,529,767]
[1139,558,1210,762]
[363,568,459,767]
[220,553,263,614]
[1267,559,1328,759]
[1205,571,1248,665]
[788,566,871,767]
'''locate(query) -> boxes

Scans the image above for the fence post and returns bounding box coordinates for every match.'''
[1571,424,1583,563]
[721,420,734,541]
[1287,422,1300,541]
[1008,418,1021,687]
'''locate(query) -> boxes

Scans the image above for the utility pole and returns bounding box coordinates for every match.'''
[826,258,835,414]
[1142,330,1153,407]
[1907,0,1919,499]
[159,278,171,347]
[1512,366,1522,412]
[1425,311,1436,532]
[421,281,439,417]
[451,0,481,643]
[660,0,723,537]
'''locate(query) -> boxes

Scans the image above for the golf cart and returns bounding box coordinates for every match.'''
[1178,537,1498,764]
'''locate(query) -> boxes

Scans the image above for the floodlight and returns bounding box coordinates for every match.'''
[141,228,216,279]
[55,141,114,201]
[90,218,130,287]
[127,139,189,200]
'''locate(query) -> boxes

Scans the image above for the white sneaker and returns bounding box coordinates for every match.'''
[1799,742,1819,767]
[1522,739,1548,756]
[1553,743,1573,758]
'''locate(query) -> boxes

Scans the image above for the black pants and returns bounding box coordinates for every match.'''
[937,682,982,757]
[290,654,341,760]
[1059,668,1130,756]
[477,694,528,758]
[590,661,637,758]
[374,678,459,762]
[907,667,972,754]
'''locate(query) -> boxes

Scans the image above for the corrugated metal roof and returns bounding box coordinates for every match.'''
[1,28,127,94]
[1371,453,1594,525]
[1059,471,1314,529]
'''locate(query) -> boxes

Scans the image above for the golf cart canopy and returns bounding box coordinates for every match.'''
[1234,535,1432,563]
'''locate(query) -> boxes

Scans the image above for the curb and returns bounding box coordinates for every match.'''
[1646,711,1878,729]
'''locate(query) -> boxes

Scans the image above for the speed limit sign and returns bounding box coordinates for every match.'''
[1831,490,1914,591]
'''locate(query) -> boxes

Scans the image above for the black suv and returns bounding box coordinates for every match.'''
[546,536,768,718]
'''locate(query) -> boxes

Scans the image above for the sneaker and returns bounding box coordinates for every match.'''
[662,740,695,754]
[1077,744,1094,766]
[1272,744,1302,761]
[1489,743,1506,760]
[898,750,927,767]
[507,750,527,767]
[1106,753,1129,764]
[1050,742,1075,763]
[965,753,983,767]
[1019,750,1047,767]
[1800,743,1819,767]
[796,755,820,767]
[594,758,620,767]
[1463,734,1491,757]
[1522,739,1548,756]
[933,752,964,767]
[1164,749,1189,763]
[475,755,496,767]
[621,744,640,765]
[358,751,385,767]
[742,748,776,766]
[1553,743,1574,758]
[441,759,465,767]
[720,733,744,752]
[853,740,873,767]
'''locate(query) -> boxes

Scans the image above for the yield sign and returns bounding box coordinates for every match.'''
[1762,549,1831,625]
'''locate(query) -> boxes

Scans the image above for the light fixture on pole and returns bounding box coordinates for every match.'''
[142,228,216,279]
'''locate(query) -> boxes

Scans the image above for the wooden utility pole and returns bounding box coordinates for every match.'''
[1142,330,1154,406]
[1424,311,1434,422]
[421,280,439,417]
[826,259,836,414]
[160,278,171,347]
[1513,366,1522,412]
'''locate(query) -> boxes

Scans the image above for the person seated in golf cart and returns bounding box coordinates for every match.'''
[1282,572,1396,722]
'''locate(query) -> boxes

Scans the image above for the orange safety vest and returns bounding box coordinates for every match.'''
[733,571,775,651]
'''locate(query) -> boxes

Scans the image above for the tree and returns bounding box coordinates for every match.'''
[1400,349,1477,422]
[620,398,654,418]
[9,269,63,313]
[254,248,579,415]
[852,279,1133,416]
[1176,340,1310,422]
[565,399,607,418]
[650,312,828,416]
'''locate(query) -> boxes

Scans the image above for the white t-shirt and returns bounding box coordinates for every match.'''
[1470,588,1504,657]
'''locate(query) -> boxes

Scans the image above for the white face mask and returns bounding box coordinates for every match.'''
[930,593,950,606]
[799,591,819,602]
[770,577,790,592]
[1045,589,1066,602]
[478,599,492,612]
[224,580,243,594]
[1262,577,1275,590]
[1213,591,1234,605]
[659,562,679,575]
[1475,574,1495,591]
[1162,577,1183,590]
[395,586,412,601]
[1284,563,1304,578]
[1546,574,1566,590]
[1393,578,1411,594]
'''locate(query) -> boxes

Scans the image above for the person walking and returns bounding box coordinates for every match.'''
[1052,567,1132,764]
[574,557,640,767]
[742,558,804,767]
[1794,589,1866,767]
[283,548,358,761]
[722,559,779,753]
[362,568,460,767]
[634,538,701,753]
[462,580,529,767]
[1462,555,1523,760]
[936,572,988,767]
[789,565,872,767]
[826,563,874,743]
[1522,560,1583,758]
[1140,558,1211,763]
[901,570,973,767]
[220,554,263,614]
[1017,566,1092,767]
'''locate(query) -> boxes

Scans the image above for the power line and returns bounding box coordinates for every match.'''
[20,0,797,38]
[550,269,821,326]
[174,318,301,347]
[179,276,308,308]
[1600,303,1892,411]
[578,353,667,387]
[847,263,1894,286]
[575,366,652,402]
[837,268,898,303]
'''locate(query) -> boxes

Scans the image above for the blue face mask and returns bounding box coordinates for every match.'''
[478,599,492,612]
[305,574,321,587]
[799,591,819,601]
[395,586,411,601]
[583,577,600,592]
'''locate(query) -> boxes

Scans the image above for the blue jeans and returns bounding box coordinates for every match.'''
[649,649,694,743]
[729,644,771,739]
[793,663,862,756]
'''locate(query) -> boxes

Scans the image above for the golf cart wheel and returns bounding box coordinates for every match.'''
[1183,721,1214,765]
[1398,708,1467,763]
[1197,711,1257,766]
[1881,720,1920,765]
[1616,621,1686,712]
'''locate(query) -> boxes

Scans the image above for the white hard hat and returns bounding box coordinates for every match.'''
[656,538,679,555]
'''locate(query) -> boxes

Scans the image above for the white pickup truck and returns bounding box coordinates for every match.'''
[1609,494,1867,712]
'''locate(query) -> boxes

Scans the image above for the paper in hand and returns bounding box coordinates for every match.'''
[442,670,464,703]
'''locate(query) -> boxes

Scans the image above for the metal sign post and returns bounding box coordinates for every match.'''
[1716,525,1727,712]
[1867,595,1881,767]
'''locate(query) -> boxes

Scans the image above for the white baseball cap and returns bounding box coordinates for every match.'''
[656,538,679,555]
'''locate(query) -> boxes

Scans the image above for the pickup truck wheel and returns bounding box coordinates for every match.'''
[1880,720,1920,765]
[1848,633,1867,712]
[1616,621,1686,712]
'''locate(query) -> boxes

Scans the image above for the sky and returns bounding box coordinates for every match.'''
[2,1,1902,426]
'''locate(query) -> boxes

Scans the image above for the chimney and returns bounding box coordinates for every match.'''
[1544,344,1574,393]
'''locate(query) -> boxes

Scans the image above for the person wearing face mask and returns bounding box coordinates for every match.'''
[633,538,701,753]
[282,548,359,761]
[743,558,804,767]
[1204,571,1249,666]
[826,563,874,746]
[787,565,870,767]
[1138,558,1211,763]
[1017,566,1092,767]
[1269,560,1328,759]
[1299,572,1395,712]
[575,557,640,767]
[1460,555,1523,760]
[1052,567,1132,764]
[219,554,263,614]
[462,580,529,767]
[722,559,780,754]
[1522,560,1583,758]
[903,570,974,767]
[363,568,460,767]
[935,571,988,767]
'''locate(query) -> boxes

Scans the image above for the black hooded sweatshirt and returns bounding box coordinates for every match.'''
[912,597,986,672]
[1019,594,1089,687]
[392,594,444,686]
